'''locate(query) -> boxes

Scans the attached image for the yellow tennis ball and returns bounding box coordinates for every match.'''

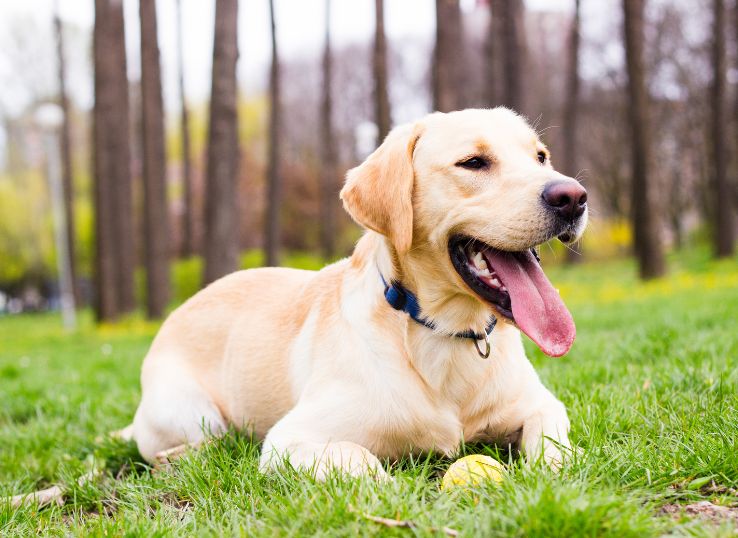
[441,454,505,491]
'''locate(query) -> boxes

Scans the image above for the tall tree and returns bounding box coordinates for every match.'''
[562,0,582,263]
[53,2,80,303]
[734,0,738,222]
[373,0,391,141]
[485,0,503,106]
[139,0,170,318]
[433,0,463,112]
[264,0,283,266]
[622,0,666,279]
[92,0,136,320]
[319,0,337,259]
[499,0,526,112]
[203,0,240,285]
[711,0,735,257]
[176,0,195,258]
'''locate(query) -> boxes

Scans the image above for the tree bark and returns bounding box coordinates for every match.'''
[176,0,195,258]
[500,0,526,113]
[319,0,337,260]
[53,4,80,304]
[203,0,240,285]
[485,0,503,106]
[139,0,170,318]
[93,0,136,320]
[432,0,464,112]
[563,0,582,264]
[622,0,666,279]
[734,0,738,221]
[264,0,283,266]
[373,0,391,141]
[711,0,735,257]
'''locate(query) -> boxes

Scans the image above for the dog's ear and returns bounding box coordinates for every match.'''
[340,123,422,254]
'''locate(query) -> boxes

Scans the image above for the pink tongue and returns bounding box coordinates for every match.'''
[482,250,575,357]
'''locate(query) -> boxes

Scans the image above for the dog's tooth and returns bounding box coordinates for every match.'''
[473,251,486,270]
[490,277,501,288]
[500,285,507,292]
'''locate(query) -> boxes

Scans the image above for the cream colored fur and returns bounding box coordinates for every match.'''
[132,108,586,477]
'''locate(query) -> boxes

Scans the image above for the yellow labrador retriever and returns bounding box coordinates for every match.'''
[132,108,587,477]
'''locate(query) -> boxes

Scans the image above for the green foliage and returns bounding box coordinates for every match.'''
[166,98,267,163]
[169,250,326,306]
[0,171,54,284]
[0,169,94,288]
[73,194,94,279]
[1,251,738,535]
[171,256,203,305]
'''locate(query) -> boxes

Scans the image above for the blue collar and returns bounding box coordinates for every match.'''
[380,273,497,341]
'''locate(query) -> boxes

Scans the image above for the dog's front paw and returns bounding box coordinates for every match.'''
[260,440,389,481]
[520,401,572,471]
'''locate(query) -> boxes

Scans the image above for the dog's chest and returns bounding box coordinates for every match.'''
[361,377,464,459]
[358,346,500,459]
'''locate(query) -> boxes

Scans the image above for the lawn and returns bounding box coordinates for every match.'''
[1,250,737,536]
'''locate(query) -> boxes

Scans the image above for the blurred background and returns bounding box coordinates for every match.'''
[0,0,735,323]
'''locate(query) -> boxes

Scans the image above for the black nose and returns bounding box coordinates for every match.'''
[541,180,587,221]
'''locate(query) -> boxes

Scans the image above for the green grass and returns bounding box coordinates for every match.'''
[1,250,738,536]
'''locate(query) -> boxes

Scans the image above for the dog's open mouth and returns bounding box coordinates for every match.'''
[449,235,576,357]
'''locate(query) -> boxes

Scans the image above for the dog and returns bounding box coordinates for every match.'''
[131,108,588,477]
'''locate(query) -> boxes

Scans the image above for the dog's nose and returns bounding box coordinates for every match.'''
[541,181,587,221]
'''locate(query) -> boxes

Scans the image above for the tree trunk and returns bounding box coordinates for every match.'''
[176,0,195,258]
[53,4,80,304]
[622,0,666,279]
[734,0,738,219]
[500,0,526,113]
[485,0,503,106]
[203,0,240,285]
[711,0,735,257]
[373,0,391,141]
[563,0,582,264]
[139,0,170,318]
[319,0,337,260]
[264,0,282,266]
[433,0,463,112]
[93,0,136,320]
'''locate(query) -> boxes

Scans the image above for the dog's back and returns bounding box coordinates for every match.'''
[133,265,320,461]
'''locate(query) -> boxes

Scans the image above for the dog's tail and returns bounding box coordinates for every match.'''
[5,424,135,510]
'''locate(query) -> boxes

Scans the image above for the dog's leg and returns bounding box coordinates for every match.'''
[132,355,226,464]
[259,409,388,481]
[261,439,388,481]
[519,395,571,470]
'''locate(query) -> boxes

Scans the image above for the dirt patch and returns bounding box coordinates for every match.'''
[660,501,738,526]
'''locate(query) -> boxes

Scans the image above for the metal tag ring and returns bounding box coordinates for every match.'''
[474,333,491,359]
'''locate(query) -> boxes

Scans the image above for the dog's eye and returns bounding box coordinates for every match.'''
[456,157,489,170]
[537,151,547,164]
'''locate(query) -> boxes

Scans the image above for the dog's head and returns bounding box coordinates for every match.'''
[341,108,587,357]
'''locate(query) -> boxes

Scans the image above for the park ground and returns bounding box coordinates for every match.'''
[1,248,737,536]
